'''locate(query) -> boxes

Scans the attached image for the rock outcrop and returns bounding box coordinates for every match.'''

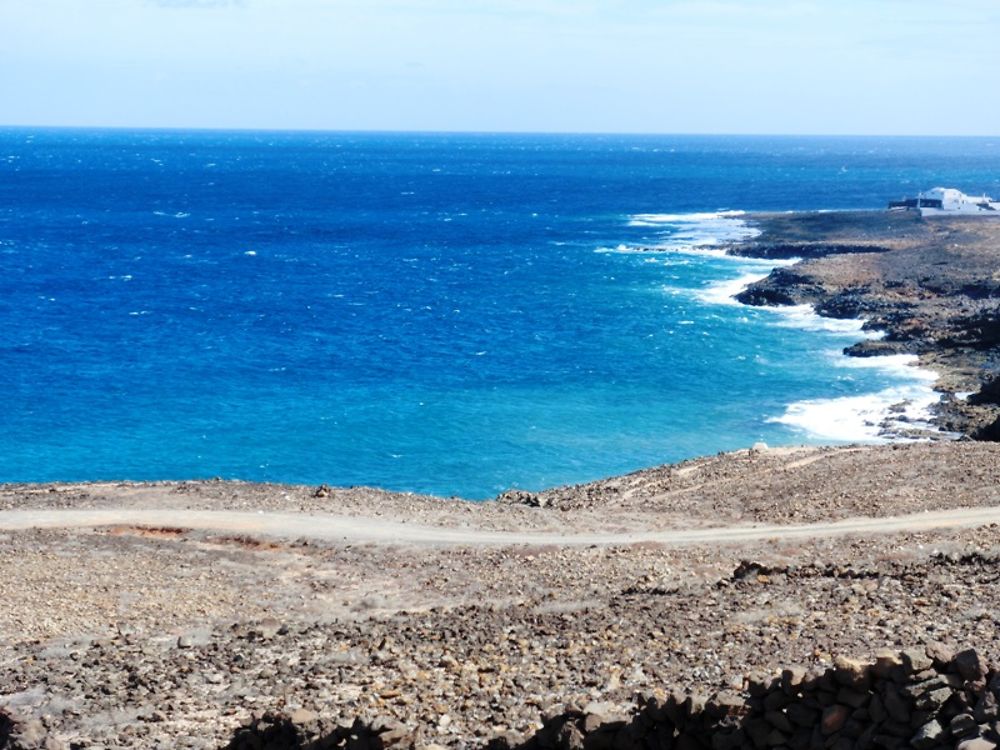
[727,211,1000,440]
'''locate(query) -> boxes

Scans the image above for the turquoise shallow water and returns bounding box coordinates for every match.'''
[2,130,999,498]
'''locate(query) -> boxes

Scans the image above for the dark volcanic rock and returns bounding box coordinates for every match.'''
[729,211,1000,439]
[843,340,912,358]
[728,242,896,260]
[734,268,826,307]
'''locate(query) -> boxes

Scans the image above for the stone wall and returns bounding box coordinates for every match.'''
[221,646,1000,750]
[5,646,1000,749]
[516,646,998,750]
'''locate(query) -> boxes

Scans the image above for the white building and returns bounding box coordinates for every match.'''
[889,187,1000,216]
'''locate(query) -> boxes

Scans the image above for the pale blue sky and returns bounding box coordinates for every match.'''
[1,0,998,135]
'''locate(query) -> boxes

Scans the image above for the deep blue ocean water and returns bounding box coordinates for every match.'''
[3,129,1000,498]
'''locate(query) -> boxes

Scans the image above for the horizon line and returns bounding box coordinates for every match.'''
[1,123,999,140]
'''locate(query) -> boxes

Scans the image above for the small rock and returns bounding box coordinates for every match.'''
[955,649,988,682]
[975,691,999,723]
[115,621,138,638]
[582,701,622,732]
[911,719,945,750]
[927,642,956,670]
[901,647,933,674]
[781,666,807,692]
[821,705,851,735]
[958,739,997,750]
[747,671,776,697]
[255,618,282,640]
[555,722,585,750]
[764,709,793,733]
[289,708,318,725]
[950,713,978,738]
[786,703,819,727]
[916,687,953,711]
[873,649,904,679]
[15,720,46,746]
[836,687,869,708]
[833,655,870,688]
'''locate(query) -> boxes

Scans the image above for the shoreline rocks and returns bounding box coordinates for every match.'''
[727,211,1000,440]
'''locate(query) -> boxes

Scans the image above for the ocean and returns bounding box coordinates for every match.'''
[3,129,1000,499]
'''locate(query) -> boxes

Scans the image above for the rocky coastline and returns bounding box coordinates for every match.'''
[724,210,1000,440]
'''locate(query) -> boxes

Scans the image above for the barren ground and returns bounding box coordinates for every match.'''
[4,442,1000,748]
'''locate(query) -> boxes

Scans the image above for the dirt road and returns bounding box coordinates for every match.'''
[3,504,1000,546]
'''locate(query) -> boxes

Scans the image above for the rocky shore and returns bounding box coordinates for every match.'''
[727,210,1000,439]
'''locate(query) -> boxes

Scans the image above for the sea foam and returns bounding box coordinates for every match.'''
[769,352,943,443]
[618,210,765,260]
[641,210,947,445]
[768,383,941,442]
[769,305,873,336]
[695,272,771,306]
[628,210,747,225]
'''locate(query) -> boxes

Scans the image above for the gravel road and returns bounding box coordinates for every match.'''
[5,504,1000,546]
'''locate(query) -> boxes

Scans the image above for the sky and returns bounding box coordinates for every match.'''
[1,0,998,135]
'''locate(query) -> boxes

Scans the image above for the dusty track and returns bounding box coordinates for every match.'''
[4,504,1000,546]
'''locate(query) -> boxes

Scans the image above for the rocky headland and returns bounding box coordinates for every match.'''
[727,211,1000,439]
